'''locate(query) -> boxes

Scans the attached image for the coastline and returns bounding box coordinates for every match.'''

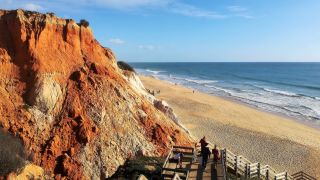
[139,75,320,177]
[208,90,320,131]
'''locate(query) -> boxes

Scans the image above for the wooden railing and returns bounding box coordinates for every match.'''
[161,146,193,180]
[220,149,228,180]
[162,143,314,180]
[200,139,294,180]
[173,173,183,180]
[162,168,189,180]
[291,171,317,180]
[137,174,148,180]
[162,147,173,169]
[221,148,293,180]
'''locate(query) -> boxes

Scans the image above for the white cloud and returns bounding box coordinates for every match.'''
[64,0,170,9]
[138,45,156,50]
[108,38,125,45]
[1,1,44,11]
[227,5,255,19]
[169,3,226,19]
[0,0,255,20]
[23,3,44,11]
[56,0,227,19]
[236,14,255,19]
[227,6,247,12]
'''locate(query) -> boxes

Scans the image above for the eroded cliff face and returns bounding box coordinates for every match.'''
[0,9,192,179]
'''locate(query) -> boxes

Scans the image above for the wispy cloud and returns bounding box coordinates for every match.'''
[92,0,170,9]
[1,0,255,20]
[226,5,255,19]
[227,6,247,12]
[1,0,45,12]
[235,14,255,19]
[23,3,44,11]
[108,38,125,45]
[138,45,157,50]
[168,3,226,19]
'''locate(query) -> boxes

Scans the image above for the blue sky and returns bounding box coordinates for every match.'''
[1,0,320,62]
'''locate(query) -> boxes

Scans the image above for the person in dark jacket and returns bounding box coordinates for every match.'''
[199,136,208,155]
[202,145,211,168]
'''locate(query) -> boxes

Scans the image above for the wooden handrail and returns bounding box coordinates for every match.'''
[220,149,227,180]
[173,173,182,180]
[161,146,192,180]
[292,171,316,180]
[172,150,194,156]
[204,140,292,180]
[162,147,173,169]
[162,168,189,174]
[173,146,194,151]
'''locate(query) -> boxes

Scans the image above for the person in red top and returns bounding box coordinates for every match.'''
[212,145,220,168]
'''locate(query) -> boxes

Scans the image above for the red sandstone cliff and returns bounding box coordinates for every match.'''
[0,9,192,179]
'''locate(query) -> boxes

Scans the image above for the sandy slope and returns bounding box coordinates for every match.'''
[140,75,320,177]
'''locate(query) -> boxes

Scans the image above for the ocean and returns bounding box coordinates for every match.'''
[130,62,320,127]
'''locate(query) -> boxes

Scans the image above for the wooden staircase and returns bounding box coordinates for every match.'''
[188,149,226,180]
[161,146,226,180]
[160,144,317,180]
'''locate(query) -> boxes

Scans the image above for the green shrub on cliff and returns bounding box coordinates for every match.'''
[117,61,135,72]
[0,129,27,176]
[110,156,164,179]
[79,19,90,27]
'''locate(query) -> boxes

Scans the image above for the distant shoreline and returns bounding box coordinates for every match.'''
[207,87,320,130]
[131,62,320,125]
[140,75,320,176]
[143,74,320,130]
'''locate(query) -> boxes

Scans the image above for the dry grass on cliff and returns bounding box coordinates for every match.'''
[0,129,27,176]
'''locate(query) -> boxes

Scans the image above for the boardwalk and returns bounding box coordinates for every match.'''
[160,145,316,180]
[161,146,226,180]
[188,153,225,180]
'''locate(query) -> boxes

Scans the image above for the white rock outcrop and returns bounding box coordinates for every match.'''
[30,75,62,113]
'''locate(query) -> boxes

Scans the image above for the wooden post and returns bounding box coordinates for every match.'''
[257,163,260,179]
[285,172,288,180]
[223,148,227,163]
[239,156,242,176]
[223,149,228,180]
[235,155,238,178]
[245,163,248,179]
[266,169,269,180]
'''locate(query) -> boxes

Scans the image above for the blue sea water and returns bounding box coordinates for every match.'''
[130,62,320,126]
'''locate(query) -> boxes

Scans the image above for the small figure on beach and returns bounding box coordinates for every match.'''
[212,145,220,168]
[201,144,211,168]
[193,90,195,93]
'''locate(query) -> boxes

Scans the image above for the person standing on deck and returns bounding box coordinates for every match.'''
[199,136,208,154]
[202,145,211,168]
[212,145,220,168]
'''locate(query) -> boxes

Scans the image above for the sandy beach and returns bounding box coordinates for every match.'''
[140,75,320,177]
